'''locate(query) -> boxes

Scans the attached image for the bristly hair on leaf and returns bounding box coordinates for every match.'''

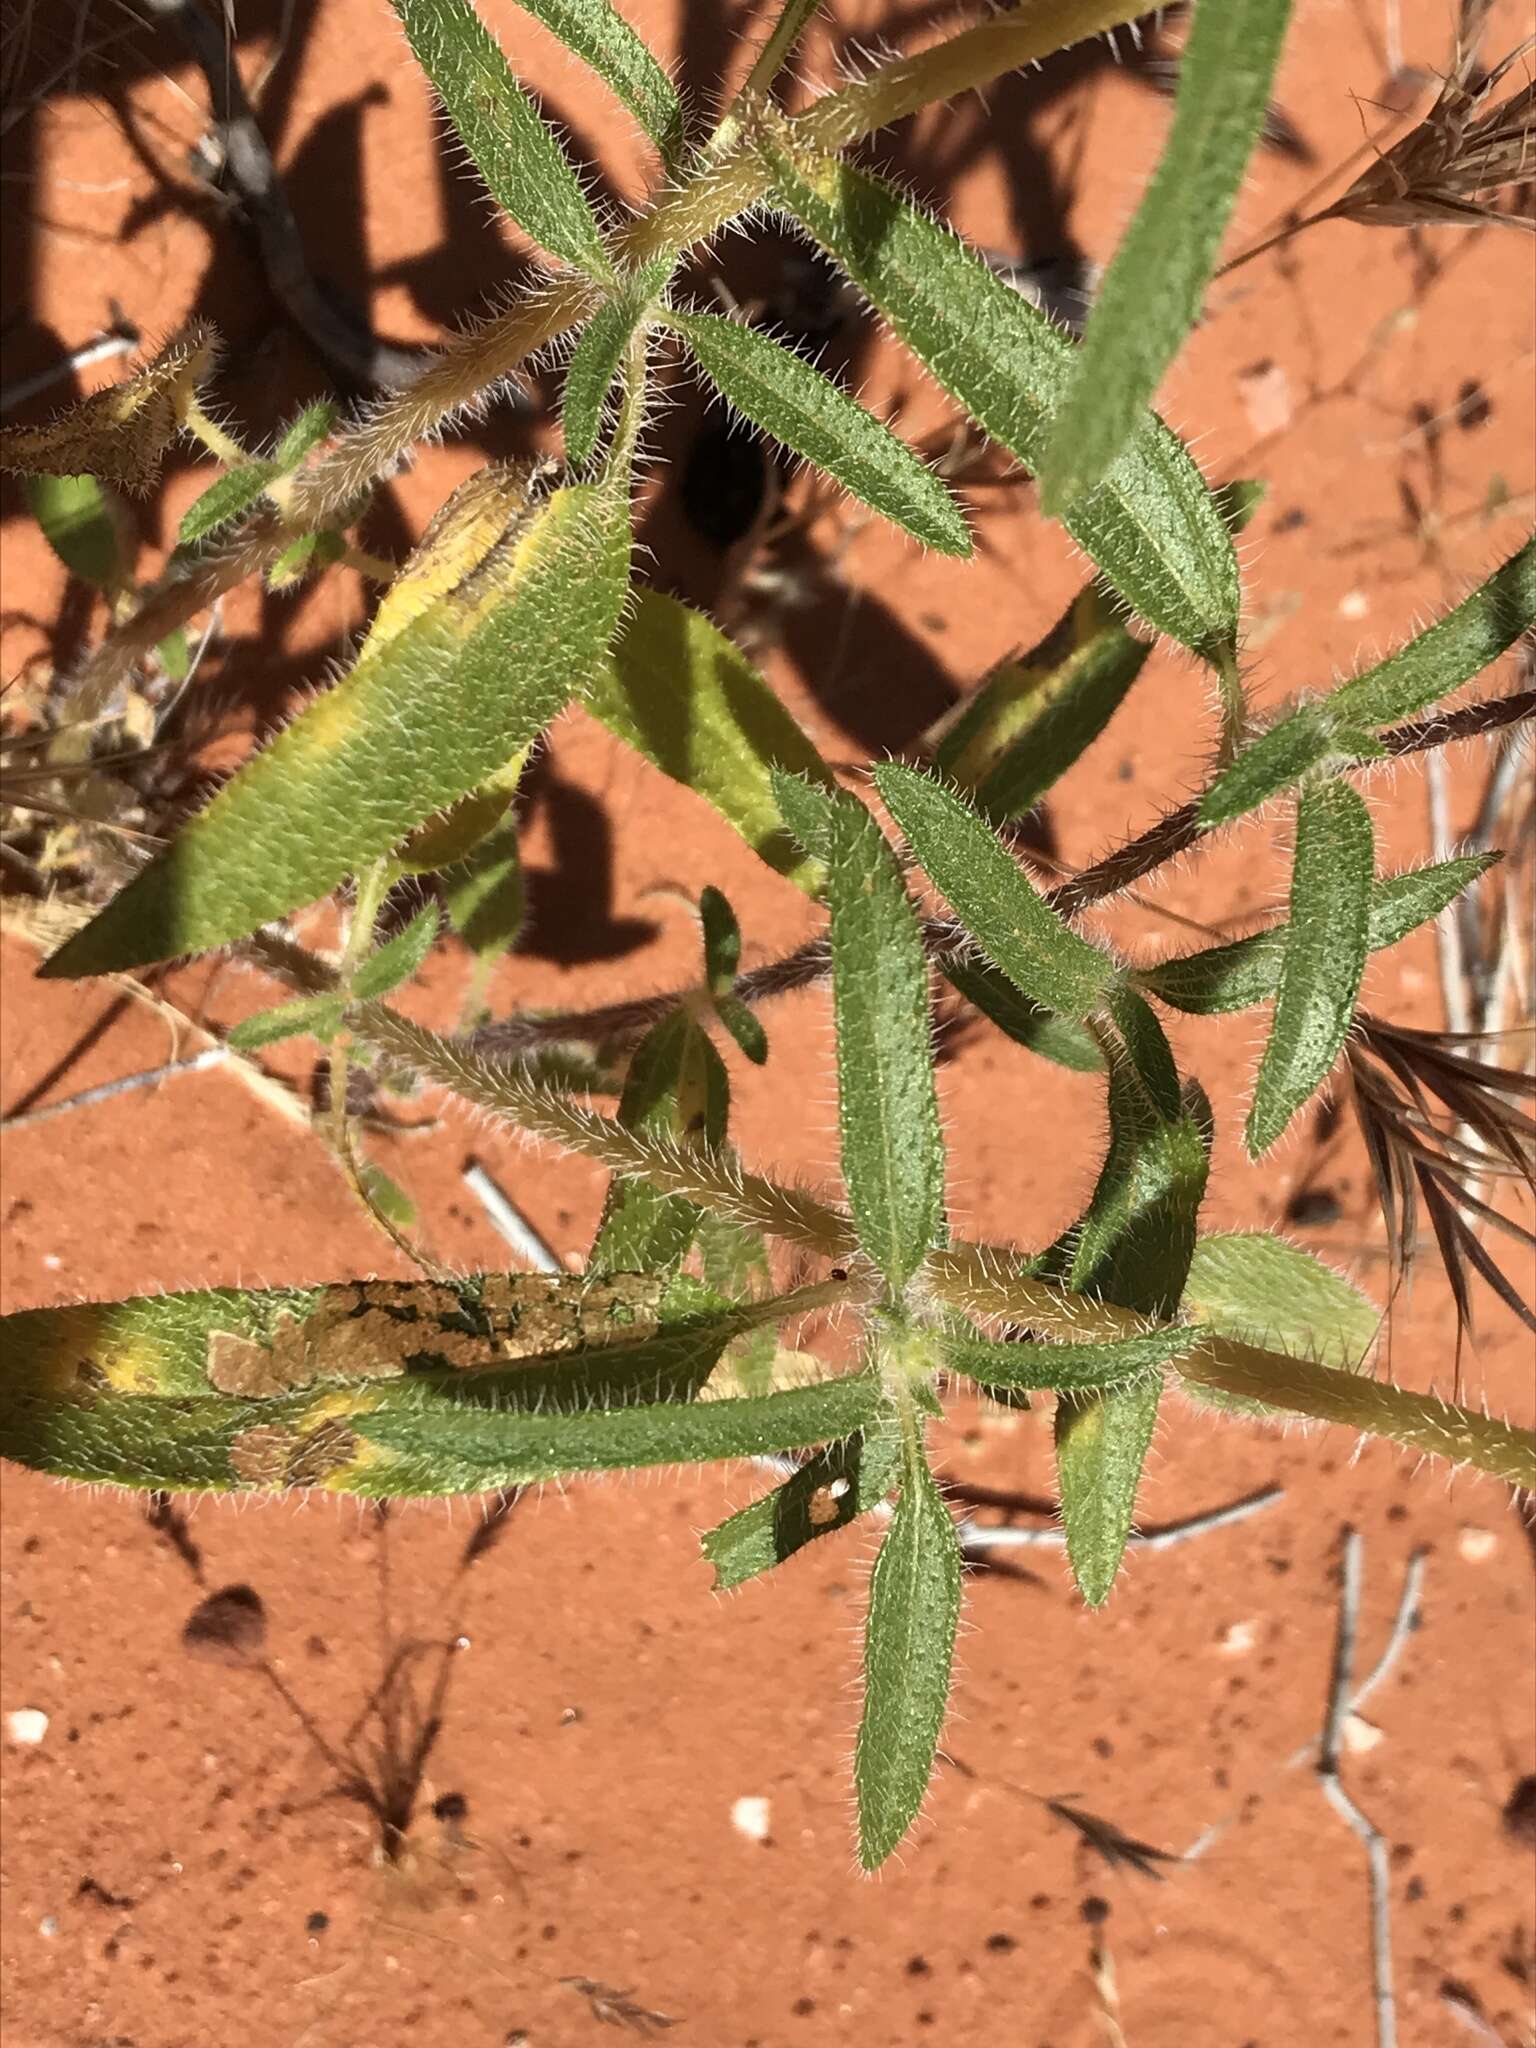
[1345,1011,1536,1385]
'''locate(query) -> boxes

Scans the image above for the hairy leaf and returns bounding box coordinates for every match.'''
[44,482,630,976]
[274,401,338,467]
[875,763,1117,1019]
[589,588,837,891]
[392,0,609,271]
[1246,781,1374,1156]
[1040,0,1295,508]
[667,308,970,555]
[1104,983,1182,1122]
[442,818,525,961]
[699,884,741,994]
[942,1323,1195,1391]
[935,586,1150,818]
[1052,1064,1211,1605]
[177,462,277,545]
[354,906,442,998]
[856,1444,962,1869]
[563,293,646,464]
[824,788,945,1290]
[703,1422,902,1589]
[939,957,1105,1072]
[228,993,347,1051]
[508,0,683,157]
[763,144,1239,658]
[1180,1231,1379,1414]
[1137,852,1499,1014]
[1202,539,1536,826]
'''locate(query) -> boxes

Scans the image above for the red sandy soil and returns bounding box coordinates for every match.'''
[2,4,1533,2045]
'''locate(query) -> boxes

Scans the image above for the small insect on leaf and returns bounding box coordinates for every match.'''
[0,325,216,493]
[1246,780,1374,1157]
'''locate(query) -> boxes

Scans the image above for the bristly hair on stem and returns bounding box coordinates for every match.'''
[1346,1011,1536,1387]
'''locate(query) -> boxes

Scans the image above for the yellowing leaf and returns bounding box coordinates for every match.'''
[0,326,216,493]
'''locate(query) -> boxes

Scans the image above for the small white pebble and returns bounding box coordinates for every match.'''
[731,1796,772,1843]
[1458,1526,1497,1563]
[38,1915,59,1938]
[7,1708,49,1746]
[42,1254,62,1271]
[1339,589,1370,619]
[1342,1713,1383,1755]
[1217,1621,1257,1657]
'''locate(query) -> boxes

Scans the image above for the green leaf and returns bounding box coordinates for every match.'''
[507,0,683,157]
[769,765,838,872]
[875,763,1118,1020]
[1051,1063,1211,1606]
[25,472,131,592]
[1136,853,1499,1015]
[356,1163,417,1229]
[716,995,768,1066]
[698,884,741,994]
[228,993,347,1050]
[942,1323,1195,1391]
[392,0,609,272]
[44,483,630,977]
[1039,0,1295,509]
[177,462,278,545]
[1246,781,1373,1157]
[763,145,1239,659]
[353,906,441,999]
[1104,983,1181,1122]
[274,401,338,468]
[666,307,970,556]
[703,1422,902,1589]
[590,1009,730,1274]
[939,957,1105,1073]
[856,1440,962,1870]
[824,788,945,1291]
[157,628,190,681]
[442,818,525,960]
[589,588,837,892]
[1180,1232,1379,1416]
[934,586,1150,818]
[1202,539,1536,827]
[563,294,646,465]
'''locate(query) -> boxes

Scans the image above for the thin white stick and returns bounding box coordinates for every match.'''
[461,1159,562,1273]
[0,1046,228,1131]
[0,331,137,413]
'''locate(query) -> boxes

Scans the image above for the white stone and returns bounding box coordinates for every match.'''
[1342,1713,1384,1755]
[1458,1526,1497,1563]
[7,1708,49,1746]
[731,1795,772,1843]
[1217,1621,1257,1656]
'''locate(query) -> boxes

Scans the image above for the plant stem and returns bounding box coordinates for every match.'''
[711,0,825,153]
[182,399,249,467]
[325,858,391,1166]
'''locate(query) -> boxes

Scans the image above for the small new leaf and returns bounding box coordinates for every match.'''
[1246,781,1374,1156]
[942,1323,1195,1392]
[507,0,683,158]
[666,308,970,556]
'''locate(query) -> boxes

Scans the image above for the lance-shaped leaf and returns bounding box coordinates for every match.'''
[942,1322,1195,1392]
[1052,1065,1211,1606]
[934,586,1150,819]
[1201,538,1536,827]
[666,308,971,556]
[1180,1232,1379,1415]
[1137,852,1498,1015]
[823,787,946,1291]
[25,473,132,593]
[591,1008,730,1274]
[0,325,214,491]
[875,763,1118,1020]
[43,479,630,977]
[940,957,1105,1073]
[703,1421,902,1590]
[178,461,277,545]
[762,144,1238,660]
[236,901,447,1050]
[508,0,683,156]
[856,1440,963,1870]
[1104,983,1182,1122]
[589,588,837,892]
[392,0,609,272]
[442,818,525,962]
[1039,0,1295,509]
[698,888,770,1063]
[1246,780,1373,1157]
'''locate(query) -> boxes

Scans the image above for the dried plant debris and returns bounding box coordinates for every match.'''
[560,1977,678,2035]
[1346,1014,1536,1349]
[1045,1798,1185,1882]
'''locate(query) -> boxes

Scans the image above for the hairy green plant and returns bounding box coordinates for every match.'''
[2,0,1533,1875]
